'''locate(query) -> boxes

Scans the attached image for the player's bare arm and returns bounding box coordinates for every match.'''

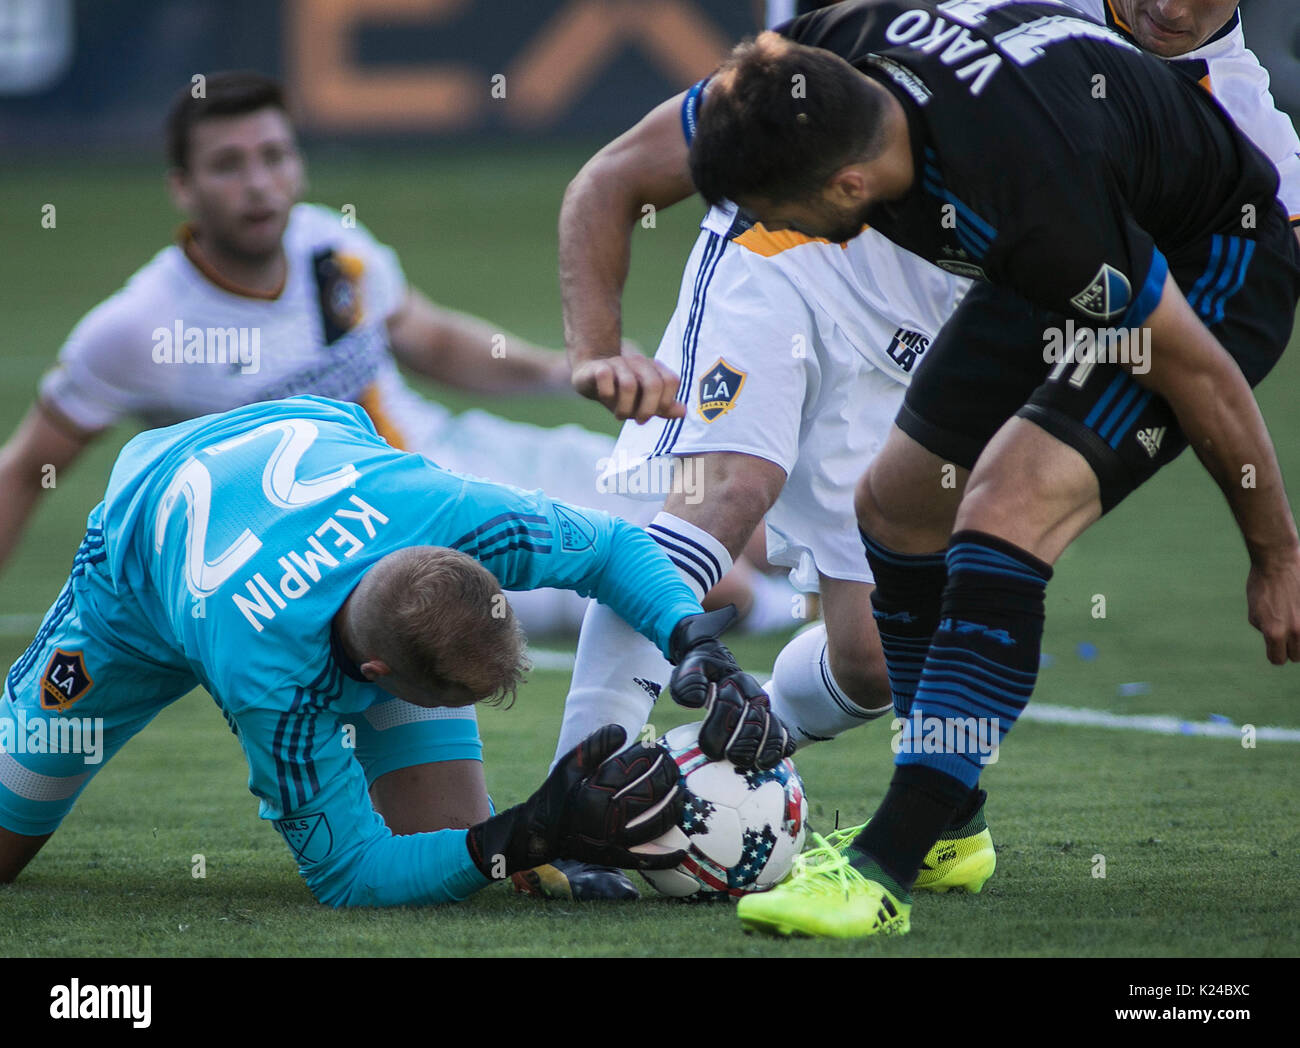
[385,288,571,395]
[559,92,696,423]
[0,401,98,571]
[664,452,786,557]
[1136,273,1300,663]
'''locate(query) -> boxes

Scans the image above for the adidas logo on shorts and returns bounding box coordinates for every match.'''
[1136,426,1166,458]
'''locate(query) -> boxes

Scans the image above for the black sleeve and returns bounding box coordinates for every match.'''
[780,0,902,54]
[995,166,1168,329]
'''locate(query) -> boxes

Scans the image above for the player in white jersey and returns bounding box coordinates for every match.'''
[0,73,789,648]
[549,0,1300,896]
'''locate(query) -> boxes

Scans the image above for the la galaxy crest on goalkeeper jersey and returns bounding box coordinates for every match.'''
[780,0,1284,329]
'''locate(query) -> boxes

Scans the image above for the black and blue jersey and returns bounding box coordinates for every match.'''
[781,0,1284,329]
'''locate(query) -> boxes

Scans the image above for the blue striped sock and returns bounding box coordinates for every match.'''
[896,530,1052,788]
[859,530,947,718]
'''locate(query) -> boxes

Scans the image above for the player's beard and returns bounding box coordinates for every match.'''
[823,201,875,245]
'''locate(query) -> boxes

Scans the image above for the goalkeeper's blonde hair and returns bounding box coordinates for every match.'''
[357,546,528,706]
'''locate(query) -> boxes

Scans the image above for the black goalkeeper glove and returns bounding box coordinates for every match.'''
[465,725,686,879]
[667,606,796,771]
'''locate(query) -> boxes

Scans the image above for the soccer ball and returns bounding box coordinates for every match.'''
[636,721,807,899]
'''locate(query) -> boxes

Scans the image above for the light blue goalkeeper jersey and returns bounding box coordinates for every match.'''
[76,395,703,905]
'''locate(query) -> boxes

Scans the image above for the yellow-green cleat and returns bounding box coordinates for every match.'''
[913,825,995,894]
[817,790,997,894]
[737,833,912,939]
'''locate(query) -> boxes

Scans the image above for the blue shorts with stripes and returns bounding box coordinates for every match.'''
[897,207,1300,513]
[0,540,481,838]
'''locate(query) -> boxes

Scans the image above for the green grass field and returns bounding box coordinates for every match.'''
[0,148,1296,957]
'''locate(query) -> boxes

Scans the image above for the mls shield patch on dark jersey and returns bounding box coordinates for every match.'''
[698,359,747,422]
[1071,263,1133,321]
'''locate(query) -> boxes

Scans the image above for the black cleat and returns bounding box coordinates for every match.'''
[511,859,640,900]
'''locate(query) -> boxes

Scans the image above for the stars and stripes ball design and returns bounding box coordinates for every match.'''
[637,722,807,899]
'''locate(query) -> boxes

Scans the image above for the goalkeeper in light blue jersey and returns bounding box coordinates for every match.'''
[0,396,791,906]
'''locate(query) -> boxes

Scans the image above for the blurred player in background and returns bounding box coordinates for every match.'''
[0,73,792,641]
[0,396,786,904]
[551,0,1300,900]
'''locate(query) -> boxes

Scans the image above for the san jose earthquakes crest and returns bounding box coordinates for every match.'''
[698,358,746,422]
[41,649,93,711]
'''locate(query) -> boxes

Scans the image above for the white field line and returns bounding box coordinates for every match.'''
[525,646,583,672]
[1016,703,1300,742]
[1,622,1293,742]
[524,647,1300,743]
[0,614,43,635]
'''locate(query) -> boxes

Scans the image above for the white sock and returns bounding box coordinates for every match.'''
[505,586,590,636]
[766,623,892,749]
[550,597,673,768]
[550,512,734,769]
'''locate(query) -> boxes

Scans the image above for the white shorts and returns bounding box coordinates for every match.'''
[601,209,959,590]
